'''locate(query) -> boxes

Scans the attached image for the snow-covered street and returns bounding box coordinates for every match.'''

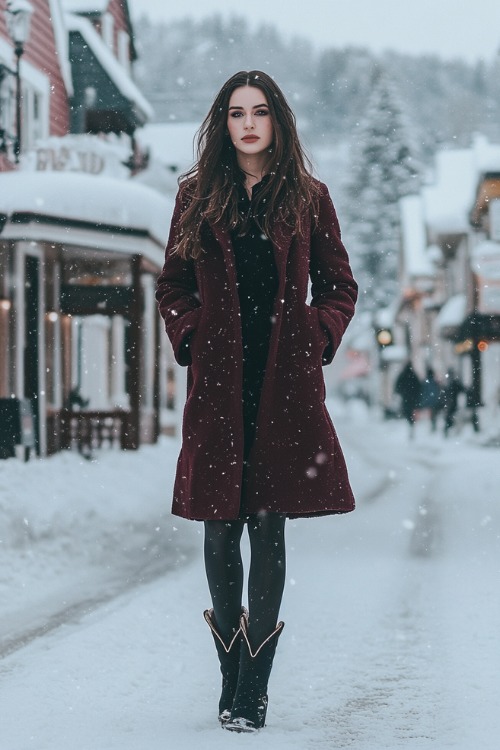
[1,403,499,749]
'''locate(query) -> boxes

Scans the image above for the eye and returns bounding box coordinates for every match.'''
[229,111,243,118]
[255,109,269,116]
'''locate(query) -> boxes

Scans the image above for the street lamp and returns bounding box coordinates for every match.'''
[376,328,393,348]
[4,0,34,163]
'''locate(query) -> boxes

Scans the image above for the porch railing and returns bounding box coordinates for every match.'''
[60,409,128,455]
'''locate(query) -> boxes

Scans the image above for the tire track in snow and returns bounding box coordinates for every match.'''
[0,529,198,660]
[303,420,454,747]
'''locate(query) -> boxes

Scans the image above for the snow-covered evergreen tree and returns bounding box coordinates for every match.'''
[345,68,421,309]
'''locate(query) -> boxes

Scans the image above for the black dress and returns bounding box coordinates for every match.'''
[230,181,279,478]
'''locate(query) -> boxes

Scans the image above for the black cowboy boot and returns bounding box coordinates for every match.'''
[224,612,284,733]
[203,608,244,724]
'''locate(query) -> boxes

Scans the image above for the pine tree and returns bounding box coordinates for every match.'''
[345,68,420,309]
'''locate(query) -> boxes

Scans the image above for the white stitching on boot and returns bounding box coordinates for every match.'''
[203,608,246,653]
[239,612,284,658]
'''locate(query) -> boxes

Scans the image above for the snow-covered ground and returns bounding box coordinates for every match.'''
[1,401,499,749]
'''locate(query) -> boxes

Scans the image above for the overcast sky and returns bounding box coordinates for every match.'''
[129,0,499,64]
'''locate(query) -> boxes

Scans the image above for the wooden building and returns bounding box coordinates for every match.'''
[0,0,170,459]
[393,135,500,427]
[467,169,500,421]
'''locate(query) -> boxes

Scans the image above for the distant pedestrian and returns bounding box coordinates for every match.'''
[155,70,357,732]
[465,386,481,433]
[419,366,442,432]
[394,361,421,438]
[442,368,464,436]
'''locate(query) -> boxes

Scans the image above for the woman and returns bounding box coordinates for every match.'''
[156,70,357,732]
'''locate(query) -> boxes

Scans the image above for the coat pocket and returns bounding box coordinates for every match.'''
[174,307,202,366]
[305,305,329,360]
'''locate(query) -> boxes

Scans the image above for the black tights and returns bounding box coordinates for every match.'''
[204,514,286,649]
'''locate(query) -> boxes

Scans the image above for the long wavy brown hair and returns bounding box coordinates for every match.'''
[173,70,320,260]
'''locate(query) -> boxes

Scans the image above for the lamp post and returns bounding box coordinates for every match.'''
[4,0,34,164]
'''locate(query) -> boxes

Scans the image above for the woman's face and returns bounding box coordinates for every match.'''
[227,86,274,160]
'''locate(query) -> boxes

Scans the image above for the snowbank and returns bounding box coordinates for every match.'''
[0,438,196,623]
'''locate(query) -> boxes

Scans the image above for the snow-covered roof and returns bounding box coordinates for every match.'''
[0,172,172,253]
[436,294,467,329]
[132,160,180,198]
[61,0,109,12]
[423,135,500,235]
[65,13,153,120]
[399,194,434,278]
[473,133,500,173]
[423,150,476,234]
[136,123,198,171]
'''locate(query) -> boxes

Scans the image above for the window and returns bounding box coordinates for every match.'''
[0,65,15,154]
[0,57,49,158]
[22,81,49,151]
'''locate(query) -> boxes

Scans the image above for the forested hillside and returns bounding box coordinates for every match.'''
[133,14,500,159]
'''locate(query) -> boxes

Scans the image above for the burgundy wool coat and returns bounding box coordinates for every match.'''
[156,180,358,521]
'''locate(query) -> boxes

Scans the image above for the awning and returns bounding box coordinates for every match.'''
[436,294,467,336]
[0,172,172,266]
[458,313,500,342]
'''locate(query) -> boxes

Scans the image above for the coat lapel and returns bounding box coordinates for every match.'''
[271,221,295,288]
[210,222,239,291]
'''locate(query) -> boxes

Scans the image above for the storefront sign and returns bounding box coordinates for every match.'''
[490,200,500,241]
[35,147,105,174]
[21,135,129,178]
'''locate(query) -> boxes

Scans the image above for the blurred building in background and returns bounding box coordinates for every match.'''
[0,0,173,460]
[344,134,500,433]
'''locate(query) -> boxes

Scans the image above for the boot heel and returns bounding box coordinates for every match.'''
[224,613,284,732]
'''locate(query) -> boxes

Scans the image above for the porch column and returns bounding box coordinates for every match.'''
[153,301,161,442]
[110,316,127,408]
[470,342,482,405]
[123,254,143,450]
[0,299,10,397]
